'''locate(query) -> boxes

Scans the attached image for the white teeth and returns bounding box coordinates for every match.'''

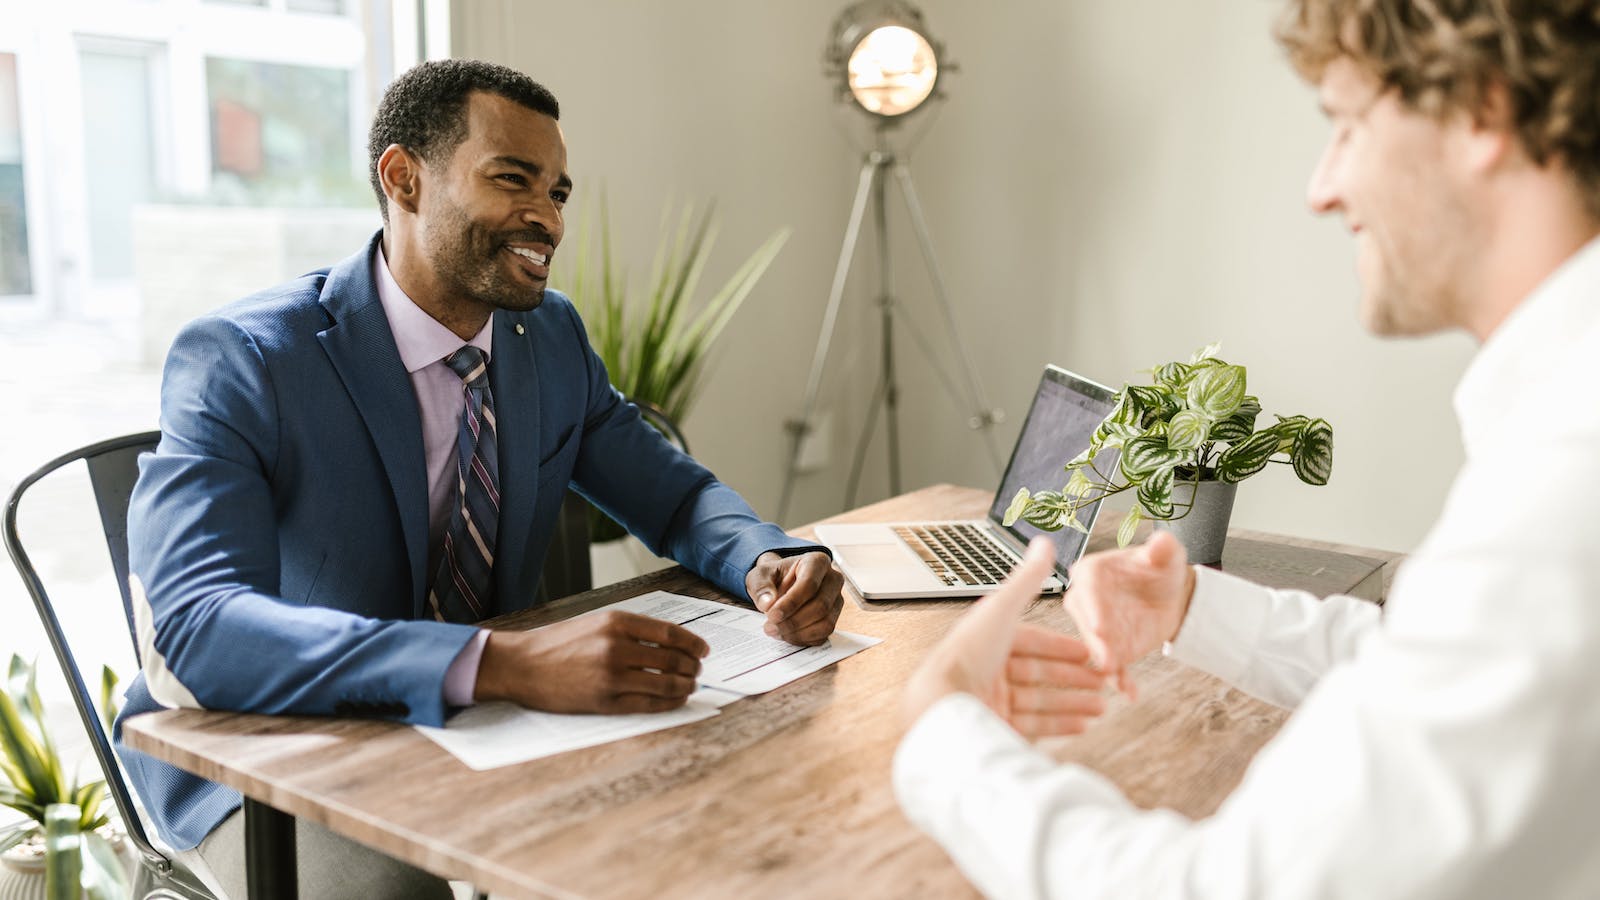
[509,247,548,266]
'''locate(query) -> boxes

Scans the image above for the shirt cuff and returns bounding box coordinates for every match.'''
[442,629,490,707]
[1163,564,1275,685]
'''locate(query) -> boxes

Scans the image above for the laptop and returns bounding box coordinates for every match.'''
[815,365,1117,599]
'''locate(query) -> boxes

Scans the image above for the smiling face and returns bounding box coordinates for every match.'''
[411,91,570,324]
[1306,58,1480,337]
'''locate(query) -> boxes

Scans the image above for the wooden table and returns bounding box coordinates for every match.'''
[123,485,1393,899]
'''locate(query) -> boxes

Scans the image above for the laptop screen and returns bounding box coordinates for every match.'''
[986,365,1118,575]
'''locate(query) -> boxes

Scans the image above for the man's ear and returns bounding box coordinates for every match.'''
[1462,79,1518,175]
[377,144,424,215]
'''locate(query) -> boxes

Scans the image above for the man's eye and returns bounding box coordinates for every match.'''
[497,173,526,186]
[552,190,570,204]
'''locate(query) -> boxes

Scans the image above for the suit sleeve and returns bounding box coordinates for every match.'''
[558,305,823,600]
[128,315,478,726]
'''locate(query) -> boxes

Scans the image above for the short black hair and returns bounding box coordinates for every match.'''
[367,59,560,221]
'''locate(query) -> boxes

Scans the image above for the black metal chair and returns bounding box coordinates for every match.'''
[3,431,217,899]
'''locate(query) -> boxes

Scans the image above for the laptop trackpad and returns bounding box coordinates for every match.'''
[837,543,912,569]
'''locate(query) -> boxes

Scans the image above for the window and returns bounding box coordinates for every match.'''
[206,57,366,206]
[0,52,30,297]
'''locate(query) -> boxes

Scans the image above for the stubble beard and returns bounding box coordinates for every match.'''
[427,195,546,314]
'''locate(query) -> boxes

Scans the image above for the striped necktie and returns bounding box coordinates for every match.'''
[429,346,500,624]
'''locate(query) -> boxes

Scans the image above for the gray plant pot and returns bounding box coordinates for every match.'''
[1152,478,1237,566]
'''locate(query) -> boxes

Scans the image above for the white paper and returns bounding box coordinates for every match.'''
[606,591,883,695]
[416,699,720,771]
[416,591,881,770]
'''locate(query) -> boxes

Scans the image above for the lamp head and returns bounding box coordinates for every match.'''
[825,0,947,120]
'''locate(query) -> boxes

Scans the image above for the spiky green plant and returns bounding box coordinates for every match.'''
[1004,344,1334,547]
[0,656,128,899]
[555,196,790,541]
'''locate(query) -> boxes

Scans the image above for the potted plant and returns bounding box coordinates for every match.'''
[1003,344,1333,564]
[555,196,790,546]
[0,655,129,899]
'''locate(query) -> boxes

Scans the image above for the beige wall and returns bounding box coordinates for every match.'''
[454,0,1477,554]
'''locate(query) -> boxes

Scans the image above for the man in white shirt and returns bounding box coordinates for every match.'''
[894,2,1600,897]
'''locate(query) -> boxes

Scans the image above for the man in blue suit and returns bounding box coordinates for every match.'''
[116,59,843,898]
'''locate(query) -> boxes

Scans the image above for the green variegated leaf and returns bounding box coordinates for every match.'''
[1154,361,1190,388]
[1216,430,1279,483]
[1064,511,1091,534]
[1292,418,1334,485]
[1190,342,1222,363]
[1166,409,1209,452]
[1064,469,1094,498]
[1137,466,1176,518]
[1125,385,1173,425]
[1064,446,1092,469]
[1270,415,1310,452]
[1116,506,1143,547]
[1002,487,1031,527]
[1021,490,1068,531]
[1208,395,1261,444]
[1186,364,1247,419]
[1119,436,1187,480]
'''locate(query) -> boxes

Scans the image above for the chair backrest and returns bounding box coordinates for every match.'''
[2,432,170,873]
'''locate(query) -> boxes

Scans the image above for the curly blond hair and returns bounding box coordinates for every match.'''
[1276,0,1600,218]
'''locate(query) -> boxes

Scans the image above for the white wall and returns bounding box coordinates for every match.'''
[454,0,1478,553]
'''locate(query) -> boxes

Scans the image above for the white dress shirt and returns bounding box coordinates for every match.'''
[894,235,1600,899]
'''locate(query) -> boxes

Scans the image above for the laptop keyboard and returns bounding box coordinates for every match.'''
[893,523,1018,587]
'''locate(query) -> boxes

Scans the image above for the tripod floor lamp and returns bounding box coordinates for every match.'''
[777,0,1005,523]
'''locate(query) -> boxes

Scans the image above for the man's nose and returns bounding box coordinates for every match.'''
[1306,143,1340,214]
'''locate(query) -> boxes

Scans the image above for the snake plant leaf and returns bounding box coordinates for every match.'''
[70,781,106,830]
[0,682,54,813]
[79,831,129,900]
[98,667,120,737]
[1120,436,1188,480]
[1137,465,1177,518]
[1186,364,1247,419]
[1002,487,1031,527]
[1116,506,1143,547]
[1166,409,1210,452]
[45,803,81,900]
[0,784,44,821]
[1292,418,1335,485]
[1216,430,1279,483]
[0,823,33,853]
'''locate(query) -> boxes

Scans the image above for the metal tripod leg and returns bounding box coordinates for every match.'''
[778,153,885,521]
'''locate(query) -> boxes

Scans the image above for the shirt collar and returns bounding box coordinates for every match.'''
[1454,233,1600,452]
[373,243,494,373]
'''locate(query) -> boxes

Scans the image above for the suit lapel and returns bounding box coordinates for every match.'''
[316,234,430,612]
[490,310,540,615]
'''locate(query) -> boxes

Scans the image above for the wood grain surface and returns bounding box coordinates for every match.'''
[123,484,1394,899]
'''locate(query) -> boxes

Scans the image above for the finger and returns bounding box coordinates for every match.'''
[611,667,698,699]
[611,611,710,658]
[1006,685,1107,718]
[607,692,691,714]
[1142,530,1187,570]
[1005,656,1107,690]
[745,556,783,613]
[767,555,830,623]
[1009,625,1091,664]
[956,538,1055,633]
[615,642,703,679]
[1010,712,1097,739]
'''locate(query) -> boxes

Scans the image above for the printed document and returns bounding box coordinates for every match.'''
[417,591,881,770]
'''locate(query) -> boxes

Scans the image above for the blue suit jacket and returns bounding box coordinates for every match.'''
[115,233,818,849]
